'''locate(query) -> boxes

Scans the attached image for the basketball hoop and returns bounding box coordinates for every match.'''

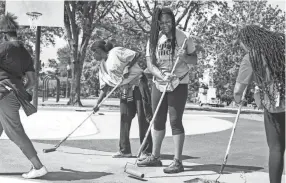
[26,12,42,30]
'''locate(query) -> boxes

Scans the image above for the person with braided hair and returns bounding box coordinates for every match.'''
[234,25,285,183]
[137,7,197,174]
[91,40,153,160]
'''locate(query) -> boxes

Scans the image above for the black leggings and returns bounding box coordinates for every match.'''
[264,110,285,183]
[151,84,188,135]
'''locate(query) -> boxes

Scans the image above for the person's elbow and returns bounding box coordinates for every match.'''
[29,77,36,87]
[25,71,36,88]
[185,52,197,65]
[146,57,154,72]
[233,91,242,103]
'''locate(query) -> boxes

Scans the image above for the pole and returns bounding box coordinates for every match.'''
[66,69,69,98]
[32,26,41,108]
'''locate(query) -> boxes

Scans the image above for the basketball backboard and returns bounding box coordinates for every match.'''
[5,0,65,27]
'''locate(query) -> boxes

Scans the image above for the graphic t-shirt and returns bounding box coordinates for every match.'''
[146,28,196,86]
[236,54,285,113]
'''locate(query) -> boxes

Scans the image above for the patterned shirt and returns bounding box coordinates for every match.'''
[236,54,285,113]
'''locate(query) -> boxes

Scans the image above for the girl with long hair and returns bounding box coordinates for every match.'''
[234,25,285,183]
[137,7,197,174]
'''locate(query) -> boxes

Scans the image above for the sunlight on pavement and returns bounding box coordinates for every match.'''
[0,111,233,140]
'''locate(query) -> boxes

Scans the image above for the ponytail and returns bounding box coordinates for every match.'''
[104,41,113,52]
[91,40,114,53]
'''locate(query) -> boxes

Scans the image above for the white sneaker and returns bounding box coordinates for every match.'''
[112,151,132,158]
[22,166,48,179]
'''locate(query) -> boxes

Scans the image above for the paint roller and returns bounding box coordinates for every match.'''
[43,80,122,153]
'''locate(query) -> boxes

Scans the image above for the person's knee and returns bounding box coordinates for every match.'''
[171,121,185,135]
[121,113,133,124]
[153,119,166,131]
[169,113,184,135]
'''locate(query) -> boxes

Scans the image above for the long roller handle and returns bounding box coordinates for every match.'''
[216,87,248,179]
[53,80,123,149]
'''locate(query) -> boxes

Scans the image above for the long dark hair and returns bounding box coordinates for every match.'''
[149,7,176,65]
[238,25,285,106]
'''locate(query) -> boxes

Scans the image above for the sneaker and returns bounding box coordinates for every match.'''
[22,166,48,179]
[137,154,162,167]
[112,151,132,158]
[163,159,184,174]
[138,152,150,161]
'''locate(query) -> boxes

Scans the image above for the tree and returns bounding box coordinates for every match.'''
[192,1,285,103]
[48,59,58,68]
[82,60,100,97]
[103,1,227,100]
[57,45,72,77]
[64,1,114,106]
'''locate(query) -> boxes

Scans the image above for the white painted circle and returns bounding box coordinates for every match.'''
[0,111,233,140]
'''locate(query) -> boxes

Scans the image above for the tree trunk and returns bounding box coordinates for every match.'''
[68,59,82,106]
[74,59,83,106]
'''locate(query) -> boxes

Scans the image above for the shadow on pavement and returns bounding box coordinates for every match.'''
[161,154,199,161]
[41,168,112,181]
[57,149,112,156]
[0,173,23,176]
[148,164,263,179]
[182,164,263,173]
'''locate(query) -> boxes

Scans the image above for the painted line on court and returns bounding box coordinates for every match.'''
[0,111,233,140]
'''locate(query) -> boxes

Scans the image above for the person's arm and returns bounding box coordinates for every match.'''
[93,85,110,112]
[24,71,36,89]
[122,52,141,78]
[145,39,165,81]
[146,56,165,80]
[233,54,253,103]
[178,37,197,65]
[234,82,247,103]
[182,52,197,65]
[23,48,36,90]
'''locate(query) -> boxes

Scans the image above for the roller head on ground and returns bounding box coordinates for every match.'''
[43,147,57,153]
[124,168,144,178]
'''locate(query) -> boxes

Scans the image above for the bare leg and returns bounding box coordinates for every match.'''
[173,133,185,161]
[151,129,165,157]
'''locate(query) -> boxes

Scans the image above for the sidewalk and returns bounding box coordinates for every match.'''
[37,97,263,114]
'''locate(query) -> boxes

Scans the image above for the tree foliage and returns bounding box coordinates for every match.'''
[64,1,115,106]
[191,1,285,103]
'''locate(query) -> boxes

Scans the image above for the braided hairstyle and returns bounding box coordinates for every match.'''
[149,7,176,66]
[238,25,285,107]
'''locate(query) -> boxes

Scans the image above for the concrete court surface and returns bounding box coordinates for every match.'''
[0,110,284,183]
